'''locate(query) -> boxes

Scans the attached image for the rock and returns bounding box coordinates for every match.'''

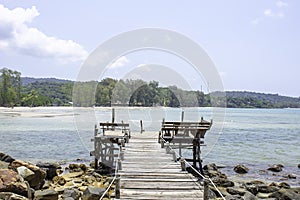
[62,188,81,200]
[226,187,246,196]
[267,164,283,172]
[243,191,258,200]
[61,171,84,181]
[82,187,106,200]
[279,182,290,189]
[234,164,249,174]
[203,163,218,171]
[257,185,279,193]
[52,176,66,186]
[17,166,35,182]
[54,186,65,194]
[298,164,300,168]
[42,181,50,190]
[270,188,300,200]
[10,160,46,189]
[0,169,29,197]
[79,164,87,172]
[212,178,234,187]
[283,173,297,179]
[34,189,58,200]
[0,192,28,200]
[36,162,61,180]
[256,192,271,199]
[0,161,9,169]
[0,152,15,163]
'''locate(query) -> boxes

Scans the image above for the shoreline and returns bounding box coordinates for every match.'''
[1,152,299,199]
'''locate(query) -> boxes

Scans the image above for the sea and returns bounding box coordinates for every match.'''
[0,107,299,185]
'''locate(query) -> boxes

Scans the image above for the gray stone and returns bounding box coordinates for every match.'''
[62,188,80,200]
[82,187,106,200]
[279,182,290,189]
[234,164,249,174]
[213,178,235,187]
[17,166,35,182]
[34,189,58,200]
[298,164,300,168]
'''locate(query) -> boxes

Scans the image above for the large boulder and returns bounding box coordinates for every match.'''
[17,166,35,182]
[0,152,15,163]
[10,160,46,189]
[234,164,249,174]
[34,189,58,200]
[36,162,61,180]
[0,169,29,197]
[82,187,106,200]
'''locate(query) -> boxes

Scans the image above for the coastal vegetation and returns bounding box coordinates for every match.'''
[1,68,299,108]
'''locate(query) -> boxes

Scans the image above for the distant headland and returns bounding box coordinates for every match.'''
[1,68,299,108]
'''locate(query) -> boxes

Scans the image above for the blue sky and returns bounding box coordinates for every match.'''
[0,1,299,97]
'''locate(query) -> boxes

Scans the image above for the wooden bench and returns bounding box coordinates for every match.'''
[160,118,212,144]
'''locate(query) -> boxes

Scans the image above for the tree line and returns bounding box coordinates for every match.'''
[1,68,300,108]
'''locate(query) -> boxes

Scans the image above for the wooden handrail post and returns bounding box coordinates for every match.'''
[171,150,177,162]
[160,139,164,148]
[117,158,122,171]
[203,176,209,200]
[180,158,186,171]
[115,174,120,199]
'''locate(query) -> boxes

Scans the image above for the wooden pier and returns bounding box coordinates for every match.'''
[91,109,213,199]
[117,132,204,199]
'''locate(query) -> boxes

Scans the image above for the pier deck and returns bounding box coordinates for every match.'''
[118,132,204,199]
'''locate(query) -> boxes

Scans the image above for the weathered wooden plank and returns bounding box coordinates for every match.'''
[118,132,203,199]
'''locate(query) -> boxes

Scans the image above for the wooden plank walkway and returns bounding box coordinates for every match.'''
[118,132,204,199]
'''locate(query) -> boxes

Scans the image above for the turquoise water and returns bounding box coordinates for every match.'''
[0,107,299,169]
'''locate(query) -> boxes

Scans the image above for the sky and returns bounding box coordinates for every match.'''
[0,1,299,97]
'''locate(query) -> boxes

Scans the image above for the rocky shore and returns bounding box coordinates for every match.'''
[0,152,114,200]
[203,163,300,200]
[1,151,299,200]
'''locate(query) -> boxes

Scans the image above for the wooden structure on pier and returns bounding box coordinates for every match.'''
[117,132,204,199]
[91,121,130,169]
[159,117,212,174]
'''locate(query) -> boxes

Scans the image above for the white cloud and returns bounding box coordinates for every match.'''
[264,9,273,17]
[108,56,129,69]
[276,0,288,8]
[0,4,88,62]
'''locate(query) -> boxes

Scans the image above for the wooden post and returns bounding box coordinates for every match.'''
[180,158,186,171]
[158,131,161,143]
[94,124,98,169]
[160,139,164,148]
[181,110,184,122]
[112,108,115,123]
[166,143,171,154]
[203,177,209,200]
[115,174,120,199]
[171,150,177,162]
[117,158,122,171]
[140,120,144,133]
[121,139,125,147]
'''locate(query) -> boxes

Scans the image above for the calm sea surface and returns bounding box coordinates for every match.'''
[0,107,299,184]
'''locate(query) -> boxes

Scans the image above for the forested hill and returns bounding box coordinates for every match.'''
[21,77,71,86]
[225,91,300,108]
[0,68,299,108]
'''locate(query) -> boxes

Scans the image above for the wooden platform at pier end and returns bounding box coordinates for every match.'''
[118,132,204,199]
